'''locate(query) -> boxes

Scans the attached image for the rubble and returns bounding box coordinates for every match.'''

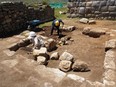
[72,60,90,72]
[45,39,57,52]
[59,60,72,72]
[50,52,59,60]
[37,56,47,65]
[59,51,74,61]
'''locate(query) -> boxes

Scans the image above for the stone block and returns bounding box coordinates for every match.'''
[45,39,57,52]
[108,6,116,12]
[79,18,89,24]
[72,60,90,72]
[105,39,116,51]
[37,56,47,65]
[88,20,96,24]
[79,7,85,15]
[59,60,72,72]
[33,47,47,57]
[59,51,74,61]
[86,1,92,7]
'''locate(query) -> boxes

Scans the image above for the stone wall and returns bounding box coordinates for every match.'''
[67,0,116,19]
[0,2,54,37]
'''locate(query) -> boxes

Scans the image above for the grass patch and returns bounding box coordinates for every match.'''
[39,7,67,28]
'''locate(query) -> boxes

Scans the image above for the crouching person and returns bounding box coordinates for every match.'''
[28,31,45,50]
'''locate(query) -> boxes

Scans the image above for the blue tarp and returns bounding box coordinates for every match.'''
[49,3,63,8]
[30,20,40,25]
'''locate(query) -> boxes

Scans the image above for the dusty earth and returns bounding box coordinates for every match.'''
[0,18,116,87]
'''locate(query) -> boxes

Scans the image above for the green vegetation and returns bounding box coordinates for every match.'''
[39,7,67,28]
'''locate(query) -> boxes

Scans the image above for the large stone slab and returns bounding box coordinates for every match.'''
[105,39,116,51]
[67,74,85,83]
[35,66,66,83]
[104,50,116,70]
[82,27,106,38]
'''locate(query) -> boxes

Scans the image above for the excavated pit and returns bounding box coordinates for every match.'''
[6,26,106,82]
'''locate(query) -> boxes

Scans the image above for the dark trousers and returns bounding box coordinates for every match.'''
[51,25,60,36]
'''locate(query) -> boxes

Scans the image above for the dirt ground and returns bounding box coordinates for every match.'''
[0,19,116,87]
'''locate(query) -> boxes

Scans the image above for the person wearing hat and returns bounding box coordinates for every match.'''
[28,31,44,49]
[51,19,64,37]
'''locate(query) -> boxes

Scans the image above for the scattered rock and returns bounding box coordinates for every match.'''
[50,52,59,60]
[72,60,90,72]
[82,27,91,35]
[59,51,74,61]
[33,47,48,58]
[59,60,72,72]
[45,39,57,52]
[79,18,89,24]
[37,56,47,65]
[88,20,96,24]
[59,36,72,46]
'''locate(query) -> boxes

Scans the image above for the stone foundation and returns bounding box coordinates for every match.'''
[0,2,54,37]
[67,0,116,19]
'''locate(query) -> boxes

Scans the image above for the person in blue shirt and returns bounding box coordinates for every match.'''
[51,19,64,37]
